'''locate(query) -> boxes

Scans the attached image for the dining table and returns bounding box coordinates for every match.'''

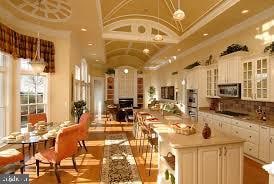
[1,121,75,165]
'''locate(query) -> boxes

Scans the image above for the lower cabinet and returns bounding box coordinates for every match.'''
[198,144,243,184]
[259,126,270,163]
[270,135,274,162]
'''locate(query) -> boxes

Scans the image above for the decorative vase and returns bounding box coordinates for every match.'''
[202,123,211,139]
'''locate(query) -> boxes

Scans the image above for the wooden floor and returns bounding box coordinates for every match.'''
[19,119,268,184]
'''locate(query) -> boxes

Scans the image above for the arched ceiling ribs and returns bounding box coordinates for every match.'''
[104,0,134,21]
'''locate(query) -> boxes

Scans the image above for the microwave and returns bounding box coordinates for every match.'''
[218,84,241,98]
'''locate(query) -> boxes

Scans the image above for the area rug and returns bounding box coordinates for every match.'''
[101,133,142,184]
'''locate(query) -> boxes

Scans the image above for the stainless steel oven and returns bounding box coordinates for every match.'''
[218,84,241,98]
[187,89,198,108]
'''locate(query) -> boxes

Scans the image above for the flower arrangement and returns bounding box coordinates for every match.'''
[264,42,274,55]
[71,100,87,123]
[220,43,248,56]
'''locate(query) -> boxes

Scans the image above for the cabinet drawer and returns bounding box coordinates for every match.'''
[244,130,259,144]
[234,120,259,132]
[231,126,245,139]
[270,128,274,136]
[244,142,259,158]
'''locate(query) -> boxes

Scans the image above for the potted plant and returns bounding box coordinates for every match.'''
[220,43,248,56]
[71,100,87,123]
[264,42,274,55]
[105,68,115,75]
[148,86,156,102]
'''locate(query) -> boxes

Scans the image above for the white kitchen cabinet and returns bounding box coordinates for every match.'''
[259,126,270,163]
[206,65,218,98]
[198,146,222,184]
[198,144,243,184]
[242,56,271,101]
[222,144,243,184]
[270,135,274,162]
[218,52,244,84]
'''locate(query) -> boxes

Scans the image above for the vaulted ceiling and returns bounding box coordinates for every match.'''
[0,0,273,70]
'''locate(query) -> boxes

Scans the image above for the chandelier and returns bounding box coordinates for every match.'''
[173,0,185,21]
[154,0,163,41]
[29,0,47,74]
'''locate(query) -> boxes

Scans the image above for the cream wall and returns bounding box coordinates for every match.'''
[147,16,274,106]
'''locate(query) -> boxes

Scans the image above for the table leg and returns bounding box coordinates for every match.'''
[32,143,36,156]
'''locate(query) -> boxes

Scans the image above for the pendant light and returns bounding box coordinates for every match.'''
[29,0,47,74]
[143,24,150,54]
[173,0,185,21]
[154,0,163,41]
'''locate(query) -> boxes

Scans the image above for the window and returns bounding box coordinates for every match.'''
[74,65,81,101]
[0,53,6,139]
[19,59,48,128]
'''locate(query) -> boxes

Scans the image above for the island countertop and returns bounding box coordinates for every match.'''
[138,109,245,149]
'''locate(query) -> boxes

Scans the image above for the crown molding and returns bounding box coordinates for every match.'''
[0,6,71,39]
[147,5,274,70]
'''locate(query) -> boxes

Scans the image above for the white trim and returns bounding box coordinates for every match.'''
[146,5,274,70]
[0,6,71,39]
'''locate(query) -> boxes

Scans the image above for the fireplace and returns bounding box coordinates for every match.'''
[119,98,133,108]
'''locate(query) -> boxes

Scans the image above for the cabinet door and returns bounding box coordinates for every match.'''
[259,126,270,162]
[255,57,269,101]
[206,70,212,97]
[242,61,253,100]
[218,61,227,84]
[198,146,222,184]
[221,122,232,135]
[222,144,243,184]
[270,136,274,162]
[213,68,218,97]
[228,60,240,83]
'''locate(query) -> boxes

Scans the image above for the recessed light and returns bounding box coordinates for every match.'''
[81,28,87,31]
[90,53,96,56]
[96,59,99,62]
[203,33,208,36]
[177,48,181,52]
[241,10,249,14]
[88,43,93,46]
[124,69,129,74]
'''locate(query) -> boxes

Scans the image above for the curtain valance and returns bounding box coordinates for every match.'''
[0,22,55,73]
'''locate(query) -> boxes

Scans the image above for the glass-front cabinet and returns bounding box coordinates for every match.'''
[242,56,270,101]
[206,65,218,98]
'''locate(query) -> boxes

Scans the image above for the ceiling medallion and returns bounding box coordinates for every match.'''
[6,0,72,22]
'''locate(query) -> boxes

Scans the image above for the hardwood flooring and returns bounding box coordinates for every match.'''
[16,119,269,184]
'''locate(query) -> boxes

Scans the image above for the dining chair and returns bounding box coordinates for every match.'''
[27,113,48,150]
[0,149,24,174]
[35,124,79,183]
[27,113,47,126]
[77,113,91,152]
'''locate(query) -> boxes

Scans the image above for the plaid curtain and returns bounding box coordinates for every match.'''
[0,23,55,73]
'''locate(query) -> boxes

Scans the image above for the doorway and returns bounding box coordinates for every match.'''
[92,77,104,120]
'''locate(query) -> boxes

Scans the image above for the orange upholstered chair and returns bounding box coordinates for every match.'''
[0,149,24,174]
[27,113,47,126]
[78,113,91,152]
[35,125,79,183]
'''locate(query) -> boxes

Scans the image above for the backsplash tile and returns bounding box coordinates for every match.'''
[211,99,274,120]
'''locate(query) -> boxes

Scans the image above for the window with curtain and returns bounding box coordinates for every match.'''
[20,59,48,128]
[0,53,6,139]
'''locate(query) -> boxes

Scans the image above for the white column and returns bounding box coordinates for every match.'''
[114,69,119,104]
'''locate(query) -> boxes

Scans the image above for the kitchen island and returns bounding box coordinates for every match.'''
[137,110,245,184]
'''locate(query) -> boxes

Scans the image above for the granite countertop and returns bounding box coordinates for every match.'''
[199,109,274,128]
[139,109,245,149]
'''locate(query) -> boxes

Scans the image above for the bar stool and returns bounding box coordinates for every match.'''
[145,135,158,176]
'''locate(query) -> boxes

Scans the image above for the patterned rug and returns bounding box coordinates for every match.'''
[101,133,142,184]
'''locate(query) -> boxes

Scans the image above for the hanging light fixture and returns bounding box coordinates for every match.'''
[154,0,163,41]
[29,0,47,74]
[143,23,150,54]
[173,0,185,21]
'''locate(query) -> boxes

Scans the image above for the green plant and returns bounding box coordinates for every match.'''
[184,61,201,69]
[71,100,87,123]
[220,43,248,56]
[105,68,115,75]
[264,42,274,55]
[170,174,175,184]
[165,169,170,180]
[148,86,156,101]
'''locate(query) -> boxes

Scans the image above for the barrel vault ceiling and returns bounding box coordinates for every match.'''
[0,0,273,69]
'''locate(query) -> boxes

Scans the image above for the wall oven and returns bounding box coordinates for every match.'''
[187,89,198,121]
[218,84,241,98]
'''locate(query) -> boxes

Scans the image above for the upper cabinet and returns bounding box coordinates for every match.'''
[206,64,218,98]
[241,55,272,101]
[218,52,245,84]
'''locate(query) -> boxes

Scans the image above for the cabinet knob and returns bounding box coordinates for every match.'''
[249,148,252,151]
[249,136,252,138]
